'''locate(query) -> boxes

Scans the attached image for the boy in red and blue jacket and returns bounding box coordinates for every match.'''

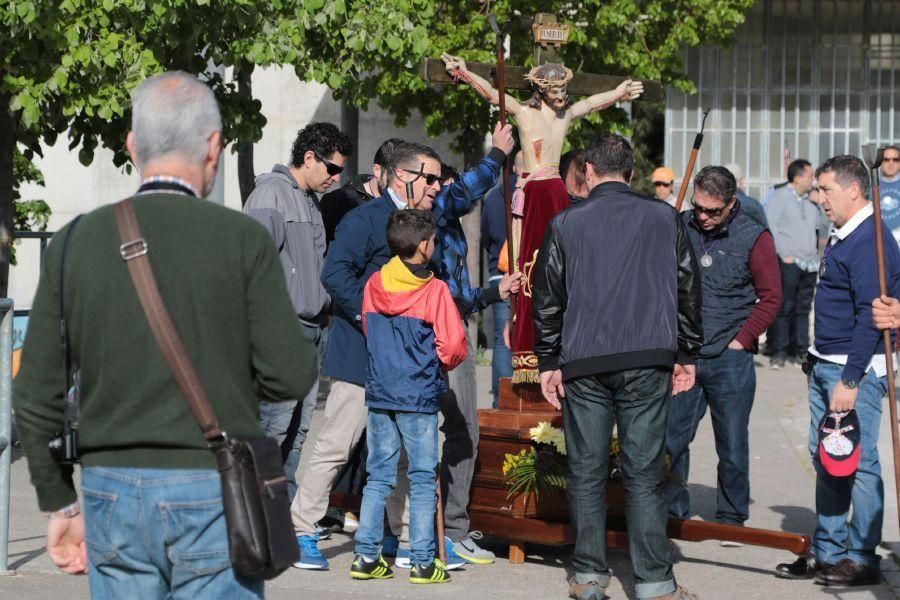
[351,210,466,584]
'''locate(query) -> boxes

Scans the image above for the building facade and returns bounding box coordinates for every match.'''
[666,0,898,201]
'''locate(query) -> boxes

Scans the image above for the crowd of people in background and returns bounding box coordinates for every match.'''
[11,69,900,600]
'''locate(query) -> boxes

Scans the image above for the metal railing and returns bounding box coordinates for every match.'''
[0,298,13,574]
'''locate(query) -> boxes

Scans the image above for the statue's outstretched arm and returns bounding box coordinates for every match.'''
[441,53,523,116]
[569,79,643,119]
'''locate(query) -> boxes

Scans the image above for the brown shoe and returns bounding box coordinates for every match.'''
[652,585,698,600]
[568,578,607,600]
[814,558,880,586]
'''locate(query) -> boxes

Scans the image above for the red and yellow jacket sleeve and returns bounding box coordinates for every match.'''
[427,280,467,370]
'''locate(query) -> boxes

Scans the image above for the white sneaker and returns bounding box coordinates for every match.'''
[343,512,359,533]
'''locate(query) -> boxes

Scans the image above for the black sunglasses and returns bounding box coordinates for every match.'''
[398,167,446,187]
[690,195,735,218]
[314,151,344,177]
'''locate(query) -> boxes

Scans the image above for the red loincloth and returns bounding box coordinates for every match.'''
[512,176,569,383]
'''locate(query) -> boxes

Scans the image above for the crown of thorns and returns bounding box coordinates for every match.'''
[524,65,574,91]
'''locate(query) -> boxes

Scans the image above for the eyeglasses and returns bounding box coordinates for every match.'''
[314,151,344,177]
[653,181,673,187]
[398,168,446,187]
[691,196,734,218]
[884,157,900,163]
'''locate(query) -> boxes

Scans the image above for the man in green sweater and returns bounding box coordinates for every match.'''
[13,71,316,598]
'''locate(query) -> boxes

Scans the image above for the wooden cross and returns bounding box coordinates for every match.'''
[420,13,663,102]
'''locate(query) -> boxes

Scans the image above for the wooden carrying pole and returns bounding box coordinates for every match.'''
[674,109,710,212]
[489,14,517,325]
[863,144,900,531]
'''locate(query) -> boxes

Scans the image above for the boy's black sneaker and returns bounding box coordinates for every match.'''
[350,554,393,580]
[410,558,451,584]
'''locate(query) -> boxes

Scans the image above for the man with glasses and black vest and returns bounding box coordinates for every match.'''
[244,122,353,500]
[666,166,781,537]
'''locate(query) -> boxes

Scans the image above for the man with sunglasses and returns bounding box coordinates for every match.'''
[244,121,352,500]
[666,166,781,537]
[879,145,900,246]
[295,130,517,570]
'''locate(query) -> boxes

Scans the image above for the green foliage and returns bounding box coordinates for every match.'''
[10,148,50,265]
[365,1,755,164]
[1,0,754,185]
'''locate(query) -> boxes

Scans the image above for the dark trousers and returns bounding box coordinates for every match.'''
[770,260,817,357]
[665,349,756,525]
[563,368,675,599]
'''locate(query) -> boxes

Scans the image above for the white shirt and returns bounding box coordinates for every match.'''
[808,202,891,378]
[387,188,408,211]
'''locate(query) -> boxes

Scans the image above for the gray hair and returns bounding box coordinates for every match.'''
[130,71,222,167]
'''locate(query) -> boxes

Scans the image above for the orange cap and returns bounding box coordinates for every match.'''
[652,166,675,183]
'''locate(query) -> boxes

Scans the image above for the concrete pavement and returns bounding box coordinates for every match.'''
[3,358,900,599]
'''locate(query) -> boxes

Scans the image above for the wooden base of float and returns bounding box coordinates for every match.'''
[330,377,811,564]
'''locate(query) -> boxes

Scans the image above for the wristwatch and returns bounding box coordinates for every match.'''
[46,501,81,519]
[841,378,859,390]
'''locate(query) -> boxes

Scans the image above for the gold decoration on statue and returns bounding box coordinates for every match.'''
[521,249,539,298]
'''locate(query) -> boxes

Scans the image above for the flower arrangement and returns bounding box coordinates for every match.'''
[501,422,567,500]
[501,421,675,501]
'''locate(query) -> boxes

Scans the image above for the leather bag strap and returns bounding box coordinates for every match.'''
[113,199,224,443]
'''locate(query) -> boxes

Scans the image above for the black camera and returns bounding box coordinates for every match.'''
[48,427,79,465]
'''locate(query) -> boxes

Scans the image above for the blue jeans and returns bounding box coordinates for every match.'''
[666,348,755,525]
[808,361,886,568]
[564,369,676,599]
[82,467,262,599]
[489,278,512,408]
[355,408,438,565]
[259,323,320,500]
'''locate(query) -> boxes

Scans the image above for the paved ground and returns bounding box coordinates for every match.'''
[3,358,900,599]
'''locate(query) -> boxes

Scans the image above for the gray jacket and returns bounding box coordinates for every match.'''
[244,165,330,323]
[765,184,828,269]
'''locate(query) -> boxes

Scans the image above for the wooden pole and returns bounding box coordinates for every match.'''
[864,144,900,533]
[674,109,710,212]
[489,14,517,326]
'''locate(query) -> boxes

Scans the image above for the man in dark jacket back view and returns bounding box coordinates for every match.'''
[532,133,703,600]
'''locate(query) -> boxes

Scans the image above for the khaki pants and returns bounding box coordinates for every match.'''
[291,379,409,537]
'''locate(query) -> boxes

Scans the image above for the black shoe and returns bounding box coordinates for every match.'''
[774,554,831,579]
[814,558,880,586]
[409,559,451,584]
[350,554,393,580]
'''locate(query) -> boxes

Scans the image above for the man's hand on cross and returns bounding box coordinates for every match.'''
[490,121,515,155]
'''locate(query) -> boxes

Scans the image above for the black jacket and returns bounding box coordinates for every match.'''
[321,175,376,247]
[532,181,703,380]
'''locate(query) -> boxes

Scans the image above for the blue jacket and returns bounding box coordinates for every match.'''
[322,151,504,385]
[431,147,507,317]
[481,173,516,279]
[362,257,467,413]
[321,194,395,385]
[814,209,900,382]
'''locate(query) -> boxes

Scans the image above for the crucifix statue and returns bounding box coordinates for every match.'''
[423,13,651,384]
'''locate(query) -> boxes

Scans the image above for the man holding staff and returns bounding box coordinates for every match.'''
[776,155,900,585]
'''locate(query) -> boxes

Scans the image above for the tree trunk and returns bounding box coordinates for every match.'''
[0,92,15,298]
[235,63,255,205]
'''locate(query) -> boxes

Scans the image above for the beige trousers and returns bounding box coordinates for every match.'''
[291,379,409,538]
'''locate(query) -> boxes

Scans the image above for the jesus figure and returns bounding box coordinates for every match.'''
[441,54,644,383]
